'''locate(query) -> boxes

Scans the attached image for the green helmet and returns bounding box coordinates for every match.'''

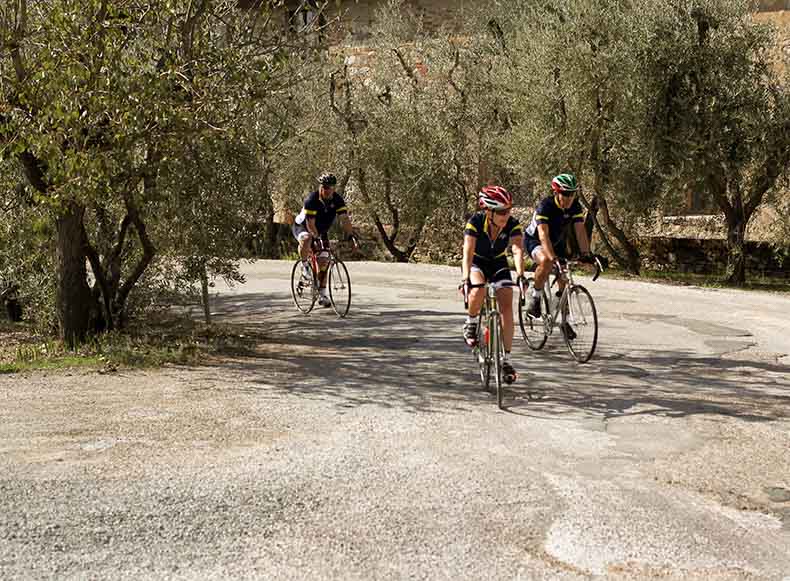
[551,173,579,195]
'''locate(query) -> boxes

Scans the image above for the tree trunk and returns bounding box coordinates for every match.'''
[596,195,641,275]
[200,264,211,324]
[724,211,747,286]
[56,202,96,347]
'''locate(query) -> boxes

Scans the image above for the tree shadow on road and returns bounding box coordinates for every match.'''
[503,345,789,423]
[208,290,790,424]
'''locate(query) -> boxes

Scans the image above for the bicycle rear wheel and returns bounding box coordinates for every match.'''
[492,313,505,409]
[474,313,491,392]
[518,278,549,350]
[290,259,317,314]
[563,285,598,363]
[328,259,351,318]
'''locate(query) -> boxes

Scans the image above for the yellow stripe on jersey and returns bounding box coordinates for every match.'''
[572,213,584,219]
[304,209,318,216]
[336,206,348,214]
[465,222,478,232]
[535,214,548,221]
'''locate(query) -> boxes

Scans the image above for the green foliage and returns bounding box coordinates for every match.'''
[0,0,320,335]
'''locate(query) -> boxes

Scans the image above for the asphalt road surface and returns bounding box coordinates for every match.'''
[1,260,789,580]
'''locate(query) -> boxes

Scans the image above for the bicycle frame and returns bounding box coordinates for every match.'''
[540,258,601,332]
[464,281,506,408]
[480,283,500,342]
[310,240,335,276]
[542,263,573,334]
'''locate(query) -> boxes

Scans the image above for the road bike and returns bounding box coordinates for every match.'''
[290,238,352,317]
[464,281,507,409]
[518,257,603,363]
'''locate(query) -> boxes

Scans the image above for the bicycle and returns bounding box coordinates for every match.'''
[518,256,604,363]
[463,281,508,410]
[290,238,353,317]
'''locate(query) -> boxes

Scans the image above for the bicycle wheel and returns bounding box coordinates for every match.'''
[290,259,317,314]
[563,285,598,363]
[492,313,505,409]
[474,313,491,392]
[328,259,351,318]
[518,277,550,350]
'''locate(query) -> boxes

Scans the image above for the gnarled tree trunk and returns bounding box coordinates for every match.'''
[56,202,97,347]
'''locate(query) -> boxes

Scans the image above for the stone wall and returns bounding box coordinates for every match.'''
[643,238,790,278]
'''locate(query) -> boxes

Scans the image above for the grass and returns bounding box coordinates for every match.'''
[0,315,261,375]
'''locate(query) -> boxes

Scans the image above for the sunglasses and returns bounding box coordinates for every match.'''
[492,208,511,216]
[558,190,577,197]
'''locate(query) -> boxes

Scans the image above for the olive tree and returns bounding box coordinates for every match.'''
[0,0,318,344]
[293,0,478,262]
[647,0,790,285]
[488,0,666,274]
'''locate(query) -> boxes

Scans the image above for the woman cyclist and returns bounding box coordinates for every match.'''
[461,185,526,385]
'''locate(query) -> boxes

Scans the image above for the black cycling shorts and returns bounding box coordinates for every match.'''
[292,222,329,245]
[471,259,514,286]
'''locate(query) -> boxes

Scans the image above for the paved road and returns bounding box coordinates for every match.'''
[1,260,789,580]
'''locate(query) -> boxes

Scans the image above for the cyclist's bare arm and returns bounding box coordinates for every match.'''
[510,235,525,278]
[574,221,591,255]
[306,216,320,239]
[537,224,557,261]
[462,235,476,281]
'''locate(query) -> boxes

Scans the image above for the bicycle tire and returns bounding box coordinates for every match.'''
[518,277,550,350]
[563,285,598,363]
[493,313,505,409]
[475,312,491,392]
[328,259,352,318]
[290,259,317,314]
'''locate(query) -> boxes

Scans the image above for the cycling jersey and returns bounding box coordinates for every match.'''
[524,195,584,248]
[464,211,523,266]
[295,191,348,234]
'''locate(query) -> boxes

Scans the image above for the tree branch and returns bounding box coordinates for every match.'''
[392,48,418,88]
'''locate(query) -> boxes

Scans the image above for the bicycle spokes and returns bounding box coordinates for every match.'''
[291,259,318,314]
[328,260,351,318]
[563,286,598,363]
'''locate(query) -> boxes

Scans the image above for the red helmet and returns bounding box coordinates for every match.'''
[478,185,512,211]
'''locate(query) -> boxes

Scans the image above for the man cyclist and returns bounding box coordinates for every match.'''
[461,185,526,385]
[523,173,593,326]
[293,172,358,307]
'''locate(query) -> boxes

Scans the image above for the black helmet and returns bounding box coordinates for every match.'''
[318,173,337,187]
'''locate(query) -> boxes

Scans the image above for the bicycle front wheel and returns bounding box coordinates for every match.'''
[290,259,317,314]
[518,278,549,350]
[328,259,351,318]
[492,314,505,410]
[563,285,598,363]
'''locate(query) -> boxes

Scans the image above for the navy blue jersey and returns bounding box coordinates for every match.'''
[524,195,584,247]
[295,191,348,234]
[464,212,523,262]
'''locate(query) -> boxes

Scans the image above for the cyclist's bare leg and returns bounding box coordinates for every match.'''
[299,233,320,262]
[495,286,514,351]
[317,255,330,289]
[532,247,553,291]
[467,270,486,317]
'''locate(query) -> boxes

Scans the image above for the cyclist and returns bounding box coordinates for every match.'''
[461,185,526,384]
[523,173,593,326]
[293,172,358,307]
